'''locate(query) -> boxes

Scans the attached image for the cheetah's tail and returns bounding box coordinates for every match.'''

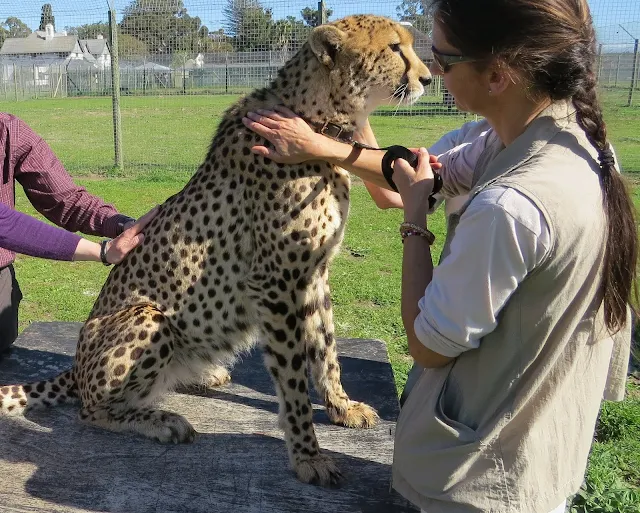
[0,369,78,416]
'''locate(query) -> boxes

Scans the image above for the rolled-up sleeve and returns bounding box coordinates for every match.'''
[414,187,551,357]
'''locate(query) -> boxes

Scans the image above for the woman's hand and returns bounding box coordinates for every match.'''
[392,148,439,223]
[242,105,328,164]
[104,206,159,264]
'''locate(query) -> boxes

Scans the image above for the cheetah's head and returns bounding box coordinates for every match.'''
[309,15,431,116]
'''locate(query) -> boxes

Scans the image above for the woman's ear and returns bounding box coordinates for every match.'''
[309,25,346,69]
[487,62,513,96]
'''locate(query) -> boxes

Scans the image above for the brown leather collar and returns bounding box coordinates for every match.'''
[306,119,357,145]
[306,119,384,151]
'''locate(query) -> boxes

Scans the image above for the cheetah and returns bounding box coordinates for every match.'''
[0,15,431,486]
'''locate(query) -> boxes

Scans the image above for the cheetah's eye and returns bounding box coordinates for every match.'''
[389,43,401,53]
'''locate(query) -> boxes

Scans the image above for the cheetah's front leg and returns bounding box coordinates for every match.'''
[250,274,341,487]
[307,270,378,428]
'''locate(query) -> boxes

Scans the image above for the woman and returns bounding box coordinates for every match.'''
[242,1,637,511]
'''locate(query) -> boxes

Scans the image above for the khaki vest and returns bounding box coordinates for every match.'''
[392,102,631,513]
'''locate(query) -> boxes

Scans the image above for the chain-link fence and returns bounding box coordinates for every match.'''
[0,0,638,175]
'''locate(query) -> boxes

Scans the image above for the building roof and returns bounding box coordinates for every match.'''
[0,32,79,55]
[80,38,109,55]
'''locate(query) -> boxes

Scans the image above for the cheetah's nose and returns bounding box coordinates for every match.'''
[419,76,432,86]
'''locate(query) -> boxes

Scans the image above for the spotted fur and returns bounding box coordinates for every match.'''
[0,15,430,486]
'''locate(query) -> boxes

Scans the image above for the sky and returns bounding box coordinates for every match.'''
[2,0,639,50]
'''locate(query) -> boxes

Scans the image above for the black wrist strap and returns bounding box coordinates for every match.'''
[100,240,112,266]
[378,145,443,207]
[117,216,136,235]
[309,121,444,206]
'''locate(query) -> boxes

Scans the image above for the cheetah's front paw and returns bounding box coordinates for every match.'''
[294,454,342,487]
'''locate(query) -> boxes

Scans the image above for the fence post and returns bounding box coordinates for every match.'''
[33,64,38,99]
[108,5,124,170]
[225,52,229,94]
[628,39,639,107]
[596,44,603,81]
[13,64,18,101]
[318,0,328,25]
[615,54,621,88]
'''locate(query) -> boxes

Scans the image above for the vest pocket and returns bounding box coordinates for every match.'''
[393,365,490,498]
[396,363,480,448]
[436,371,478,437]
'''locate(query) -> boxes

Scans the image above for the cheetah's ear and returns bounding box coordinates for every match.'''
[309,25,346,69]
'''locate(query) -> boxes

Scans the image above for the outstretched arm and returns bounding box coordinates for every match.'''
[243,106,409,191]
[0,204,157,264]
[243,106,442,195]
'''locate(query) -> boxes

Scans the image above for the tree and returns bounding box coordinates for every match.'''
[223,0,276,51]
[0,16,31,51]
[120,0,210,55]
[117,33,149,59]
[272,16,311,55]
[65,22,110,39]
[39,3,55,31]
[3,17,32,38]
[300,6,333,27]
[204,29,234,53]
[396,0,433,35]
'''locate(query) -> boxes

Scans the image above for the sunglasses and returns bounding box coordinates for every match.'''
[431,45,477,72]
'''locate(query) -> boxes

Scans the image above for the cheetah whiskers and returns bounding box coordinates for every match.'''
[391,83,408,115]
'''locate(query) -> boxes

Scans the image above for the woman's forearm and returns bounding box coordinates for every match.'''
[355,122,404,208]
[72,238,103,262]
[242,109,396,190]
[323,141,394,191]
[0,203,81,261]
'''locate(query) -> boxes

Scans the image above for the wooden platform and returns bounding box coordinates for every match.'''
[0,322,417,513]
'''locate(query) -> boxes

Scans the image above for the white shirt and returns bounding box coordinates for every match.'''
[417,125,552,357]
[428,119,491,216]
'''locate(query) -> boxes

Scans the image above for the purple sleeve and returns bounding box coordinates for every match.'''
[0,203,81,261]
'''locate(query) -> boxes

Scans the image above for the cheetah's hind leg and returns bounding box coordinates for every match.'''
[75,305,196,444]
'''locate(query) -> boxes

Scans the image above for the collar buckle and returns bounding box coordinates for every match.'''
[319,121,344,140]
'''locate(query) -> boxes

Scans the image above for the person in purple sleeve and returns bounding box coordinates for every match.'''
[0,112,156,357]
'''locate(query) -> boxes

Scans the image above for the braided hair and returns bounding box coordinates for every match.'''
[432,0,638,331]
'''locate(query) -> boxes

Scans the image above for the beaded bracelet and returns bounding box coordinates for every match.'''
[399,222,436,245]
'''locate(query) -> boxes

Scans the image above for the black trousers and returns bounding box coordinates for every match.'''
[0,264,21,357]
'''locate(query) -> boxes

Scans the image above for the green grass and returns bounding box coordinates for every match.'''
[3,91,640,510]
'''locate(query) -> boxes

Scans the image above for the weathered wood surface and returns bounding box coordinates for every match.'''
[0,322,417,513]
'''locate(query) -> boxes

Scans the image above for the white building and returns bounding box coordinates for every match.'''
[0,24,111,86]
